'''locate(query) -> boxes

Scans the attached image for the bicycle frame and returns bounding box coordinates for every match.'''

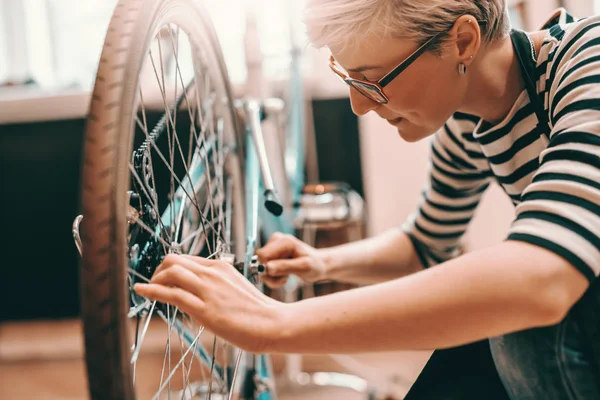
[238,3,309,396]
[227,2,310,397]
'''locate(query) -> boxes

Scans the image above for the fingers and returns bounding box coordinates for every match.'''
[151,264,205,297]
[266,257,310,277]
[179,254,221,266]
[256,233,298,262]
[154,254,217,276]
[265,231,286,244]
[262,275,288,289]
[133,283,204,317]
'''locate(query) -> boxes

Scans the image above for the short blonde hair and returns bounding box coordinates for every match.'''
[304,0,510,52]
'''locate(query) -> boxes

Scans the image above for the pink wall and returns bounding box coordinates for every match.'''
[358,113,515,251]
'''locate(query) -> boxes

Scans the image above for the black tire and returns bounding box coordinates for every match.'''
[79,0,245,398]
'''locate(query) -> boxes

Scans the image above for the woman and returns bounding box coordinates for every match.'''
[135,1,600,398]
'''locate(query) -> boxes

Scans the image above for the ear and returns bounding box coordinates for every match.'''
[447,15,481,66]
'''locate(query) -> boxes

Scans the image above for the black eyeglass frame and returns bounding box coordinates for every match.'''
[329,33,443,104]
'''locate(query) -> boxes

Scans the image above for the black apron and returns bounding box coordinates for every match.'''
[511,28,600,375]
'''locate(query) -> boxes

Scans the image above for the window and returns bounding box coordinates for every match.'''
[508,0,527,30]
[0,0,306,90]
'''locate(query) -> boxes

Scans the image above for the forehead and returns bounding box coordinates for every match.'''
[329,34,416,72]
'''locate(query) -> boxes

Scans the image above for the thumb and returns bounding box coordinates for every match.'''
[266,257,311,277]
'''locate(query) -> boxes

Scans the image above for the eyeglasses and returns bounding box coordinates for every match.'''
[329,33,442,104]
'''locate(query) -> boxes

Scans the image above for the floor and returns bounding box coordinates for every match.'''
[0,319,431,399]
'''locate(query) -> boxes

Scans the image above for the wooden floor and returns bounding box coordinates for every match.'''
[0,319,431,399]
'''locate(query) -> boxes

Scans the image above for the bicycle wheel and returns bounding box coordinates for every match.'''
[79,0,248,398]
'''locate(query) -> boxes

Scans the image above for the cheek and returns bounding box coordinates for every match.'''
[404,62,465,126]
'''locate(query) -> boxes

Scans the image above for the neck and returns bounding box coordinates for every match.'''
[458,32,540,124]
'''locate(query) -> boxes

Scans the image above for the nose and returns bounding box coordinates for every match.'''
[349,88,380,116]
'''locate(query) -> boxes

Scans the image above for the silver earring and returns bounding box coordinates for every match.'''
[458,63,467,75]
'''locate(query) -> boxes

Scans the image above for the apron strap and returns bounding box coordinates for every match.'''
[510,29,551,138]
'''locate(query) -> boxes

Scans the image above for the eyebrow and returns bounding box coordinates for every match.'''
[346,65,384,73]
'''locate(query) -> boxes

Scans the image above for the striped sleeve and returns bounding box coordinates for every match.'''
[402,114,492,267]
[507,16,600,281]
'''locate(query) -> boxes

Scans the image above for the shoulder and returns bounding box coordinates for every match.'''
[540,13,600,123]
[552,15,600,50]
[541,10,600,62]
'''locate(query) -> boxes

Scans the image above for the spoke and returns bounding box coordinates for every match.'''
[171,123,204,241]
[171,25,179,142]
[187,91,198,177]
[131,145,217,261]
[135,89,159,210]
[191,83,223,251]
[178,327,195,398]
[166,304,172,397]
[133,117,213,257]
[170,308,191,394]
[134,88,174,245]
[179,183,222,249]
[133,215,173,250]
[169,119,176,246]
[158,333,169,395]
[179,213,225,251]
[167,26,203,174]
[165,25,218,251]
[213,118,226,244]
[159,307,206,399]
[207,336,218,399]
[152,328,203,400]
[149,44,179,247]
[128,160,172,247]
[181,327,201,397]
[225,177,233,249]
[156,30,168,117]
[227,351,244,400]
[156,33,177,245]
[223,342,230,396]
[127,267,151,283]
[148,49,180,149]
[169,26,182,244]
[127,155,163,224]
[128,299,151,318]
[133,315,140,386]
[158,306,179,397]
[199,77,218,248]
[179,200,211,251]
[131,301,157,364]
[171,32,207,154]
[137,133,214,236]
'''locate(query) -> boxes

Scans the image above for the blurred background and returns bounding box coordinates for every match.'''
[0,0,598,398]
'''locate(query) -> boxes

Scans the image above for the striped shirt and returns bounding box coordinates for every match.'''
[402,10,600,282]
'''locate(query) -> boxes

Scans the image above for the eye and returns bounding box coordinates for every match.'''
[358,73,376,82]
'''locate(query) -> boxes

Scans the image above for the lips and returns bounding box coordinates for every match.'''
[387,117,403,125]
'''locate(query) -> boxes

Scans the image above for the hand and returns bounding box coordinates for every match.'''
[256,232,328,289]
[133,254,285,353]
